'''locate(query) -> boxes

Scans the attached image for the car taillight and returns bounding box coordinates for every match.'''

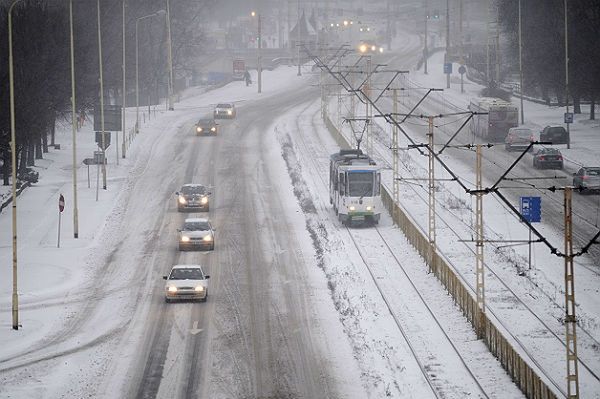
[582,175,589,180]
[557,156,563,160]
[538,156,545,160]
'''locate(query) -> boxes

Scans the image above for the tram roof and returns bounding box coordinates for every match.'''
[330,149,376,165]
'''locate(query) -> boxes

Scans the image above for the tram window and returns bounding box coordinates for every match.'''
[339,173,346,195]
[375,173,381,195]
[348,172,374,197]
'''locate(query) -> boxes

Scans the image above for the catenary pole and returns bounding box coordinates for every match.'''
[69,0,79,238]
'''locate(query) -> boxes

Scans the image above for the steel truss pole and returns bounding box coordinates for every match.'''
[428,116,436,273]
[392,89,399,217]
[564,186,579,398]
[475,144,486,338]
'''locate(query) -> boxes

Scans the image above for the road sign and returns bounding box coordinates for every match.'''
[59,194,65,212]
[520,196,541,223]
[94,104,122,131]
[443,62,452,74]
[564,112,573,124]
[458,65,466,75]
[95,131,111,150]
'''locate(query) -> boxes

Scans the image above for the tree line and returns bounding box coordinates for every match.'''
[0,0,210,185]
[498,0,600,118]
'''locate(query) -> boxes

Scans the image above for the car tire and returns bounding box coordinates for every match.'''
[201,293,208,302]
[165,298,172,303]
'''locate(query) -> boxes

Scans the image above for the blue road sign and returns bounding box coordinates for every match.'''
[520,196,541,223]
[564,112,573,124]
[444,62,452,74]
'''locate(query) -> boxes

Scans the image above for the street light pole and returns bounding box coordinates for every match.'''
[166,0,174,110]
[69,0,79,238]
[564,0,571,149]
[8,0,24,331]
[122,0,127,158]
[297,1,301,76]
[97,0,107,192]
[518,0,525,124]
[445,0,450,89]
[258,13,262,93]
[424,0,429,75]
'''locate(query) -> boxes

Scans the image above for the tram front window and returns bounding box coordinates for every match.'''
[348,172,374,197]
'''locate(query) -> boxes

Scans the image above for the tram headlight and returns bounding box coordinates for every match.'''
[196,126,202,132]
[349,206,356,211]
[366,206,372,211]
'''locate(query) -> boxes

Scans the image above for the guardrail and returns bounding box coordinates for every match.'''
[322,112,559,399]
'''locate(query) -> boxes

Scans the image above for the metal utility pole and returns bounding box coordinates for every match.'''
[564,186,579,398]
[69,0,79,238]
[445,0,450,89]
[392,89,399,211]
[258,13,262,93]
[424,1,429,75]
[97,0,107,191]
[122,0,127,158]
[366,56,372,155]
[495,4,500,83]
[486,0,491,84]
[475,144,486,338]
[297,2,301,76]
[427,116,436,273]
[518,0,524,124]
[386,0,391,50]
[166,0,174,110]
[564,0,571,149]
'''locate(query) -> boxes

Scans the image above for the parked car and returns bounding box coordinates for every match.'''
[195,118,218,135]
[532,148,563,169]
[178,218,215,251]
[505,127,534,152]
[573,167,600,194]
[540,125,569,145]
[214,102,236,119]
[163,264,210,303]
[176,184,210,212]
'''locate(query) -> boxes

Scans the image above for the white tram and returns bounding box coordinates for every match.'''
[329,149,382,226]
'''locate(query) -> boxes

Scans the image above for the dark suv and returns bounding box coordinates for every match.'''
[540,125,569,145]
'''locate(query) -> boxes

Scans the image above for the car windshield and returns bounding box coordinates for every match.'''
[216,103,231,108]
[183,221,210,231]
[542,149,560,154]
[585,168,600,176]
[181,185,206,195]
[169,268,204,280]
[512,130,531,138]
[348,171,374,197]
[198,119,214,125]
[548,127,566,135]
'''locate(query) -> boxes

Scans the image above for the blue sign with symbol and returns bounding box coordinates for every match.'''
[564,112,573,124]
[520,196,541,223]
[444,63,452,74]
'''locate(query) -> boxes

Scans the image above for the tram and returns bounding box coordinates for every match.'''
[468,97,518,142]
[329,149,382,226]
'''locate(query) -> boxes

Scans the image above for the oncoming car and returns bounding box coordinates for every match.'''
[195,118,218,135]
[163,264,210,303]
[214,102,236,119]
[176,184,211,212]
[178,218,215,251]
[358,40,384,54]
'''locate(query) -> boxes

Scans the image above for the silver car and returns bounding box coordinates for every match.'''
[163,264,210,303]
[178,218,215,251]
[573,167,600,194]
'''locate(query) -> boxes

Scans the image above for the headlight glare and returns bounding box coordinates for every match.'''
[203,235,213,241]
[366,206,372,211]
[181,236,190,242]
[178,196,187,204]
[168,286,177,292]
[196,127,202,132]
[194,286,204,292]
[200,196,208,204]
[211,127,216,132]
[227,110,232,115]
[349,206,356,211]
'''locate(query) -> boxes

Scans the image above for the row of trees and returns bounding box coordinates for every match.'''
[498,0,600,118]
[0,0,211,185]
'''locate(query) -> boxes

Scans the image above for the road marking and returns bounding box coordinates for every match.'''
[190,321,203,335]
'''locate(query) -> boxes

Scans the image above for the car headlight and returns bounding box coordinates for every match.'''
[181,236,190,242]
[366,206,372,211]
[178,196,187,204]
[349,206,356,211]
[196,127,202,132]
[359,44,367,53]
[168,286,177,293]
[200,196,208,204]
[203,235,213,241]
[227,110,232,115]
[194,286,204,292]
[371,45,376,51]
[379,47,384,53]
[211,127,216,132]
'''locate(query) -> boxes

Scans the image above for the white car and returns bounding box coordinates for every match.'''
[214,102,236,119]
[178,218,215,251]
[163,264,210,303]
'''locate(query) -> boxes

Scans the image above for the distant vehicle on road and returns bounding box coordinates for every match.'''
[176,184,210,212]
[214,102,236,119]
[163,265,210,303]
[504,127,534,152]
[329,149,381,226]
[357,40,384,54]
[540,125,569,145]
[468,97,518,142]
[573,167,600,194]
[532,148,563,169]
[178,218,215,251]
[196,118,218,135]
[232,58,245,81]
